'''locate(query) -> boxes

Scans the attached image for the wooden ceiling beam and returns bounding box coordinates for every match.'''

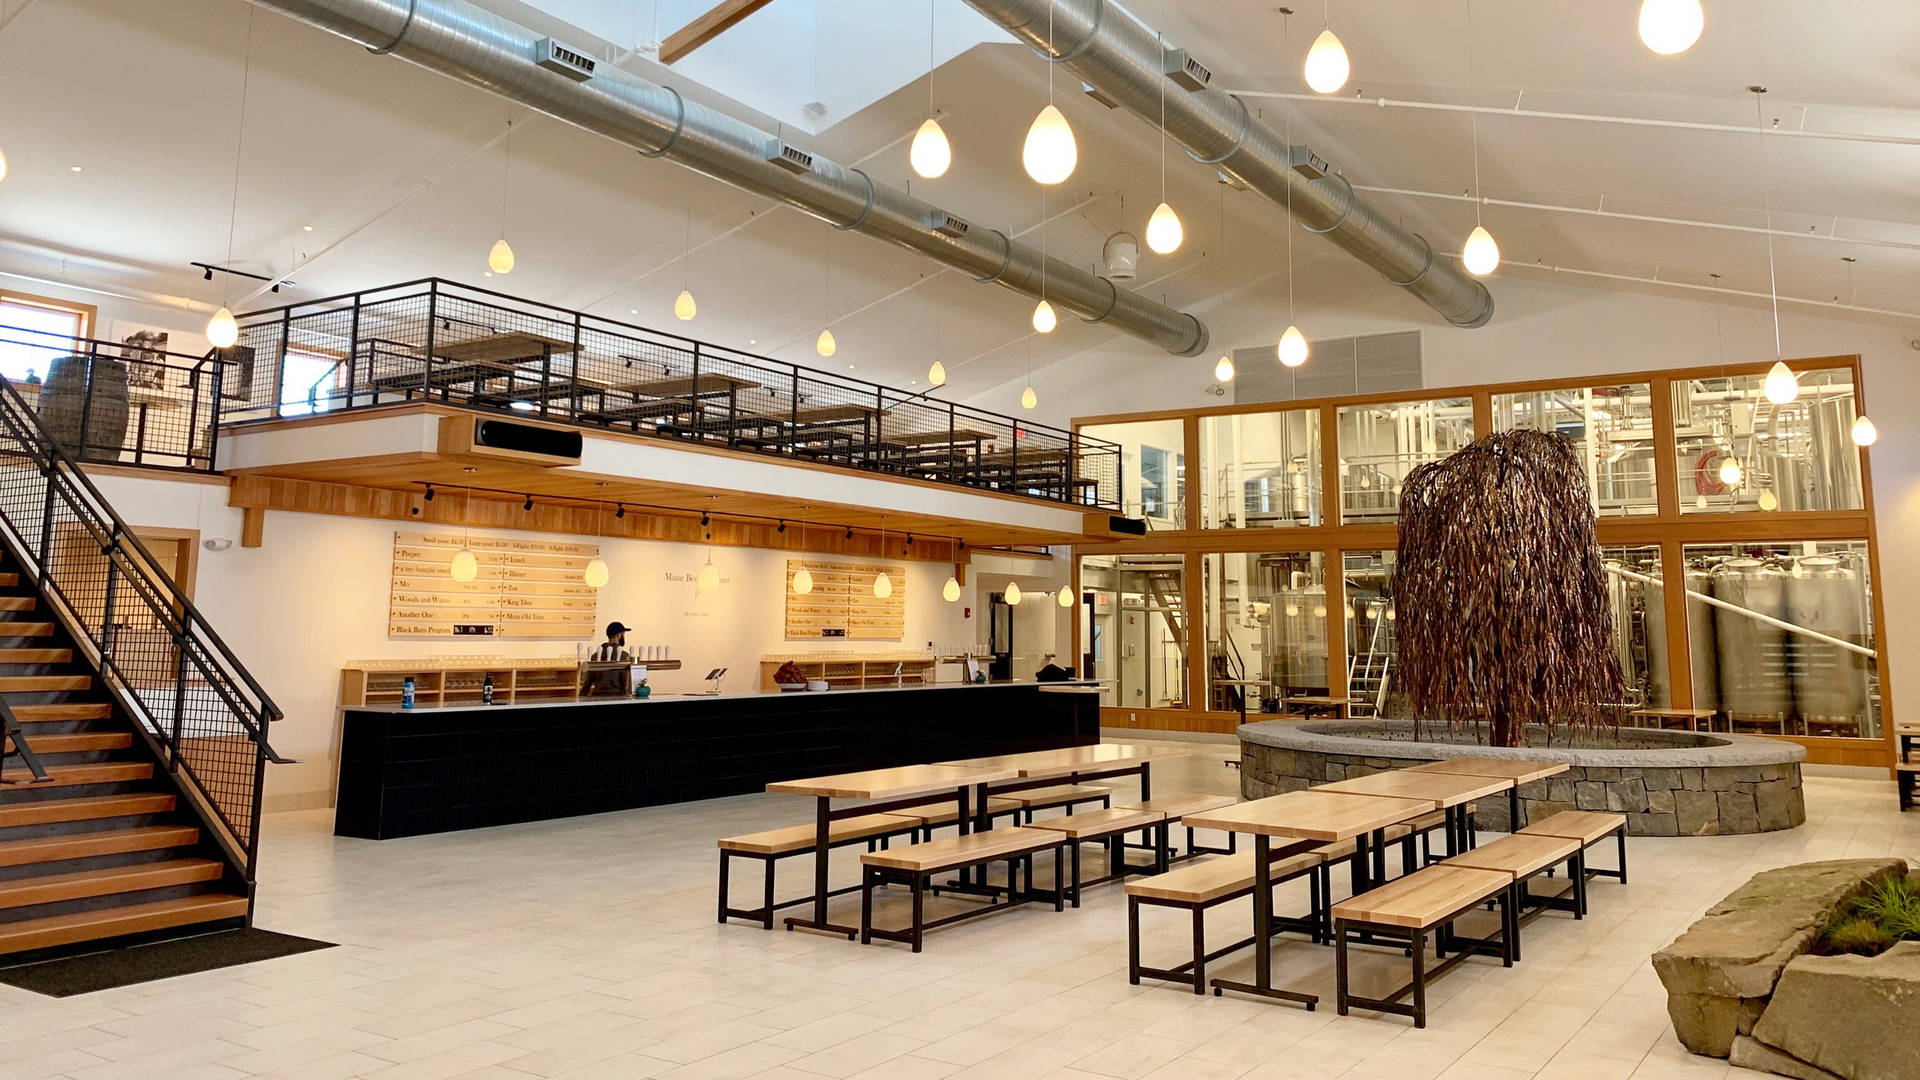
[660,0,776,65]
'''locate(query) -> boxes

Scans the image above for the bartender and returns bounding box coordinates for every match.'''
[591,621,633,662]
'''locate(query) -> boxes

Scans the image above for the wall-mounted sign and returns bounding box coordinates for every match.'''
[389,531,600,639]
[783,560,905,641]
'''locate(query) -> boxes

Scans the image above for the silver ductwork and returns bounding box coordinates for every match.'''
[961,0,1496,329]
[246,0,1210,356]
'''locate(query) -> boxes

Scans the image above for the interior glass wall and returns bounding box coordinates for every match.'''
[1080,554,1188,710]
[1336,398,1474,522]
[1198,410,1321,529]
[1600,545,1670,708]
[1341,550,1397,717]
[1202,552,1326,716]
[1680,540,1878,738]
[1672,368,1864,514]
[1493,384,1658,515]
[1079,419,1186,528]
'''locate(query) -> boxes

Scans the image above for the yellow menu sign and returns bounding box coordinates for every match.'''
[389,531,600,639]
[783,560,905,640]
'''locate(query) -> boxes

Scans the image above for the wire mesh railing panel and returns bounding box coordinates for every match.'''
[0,326,221,471]
[225,280,1124,510]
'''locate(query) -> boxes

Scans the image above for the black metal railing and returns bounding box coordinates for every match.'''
[222,279,1123,509]
[0,374,281,875]
[0,325,223,472]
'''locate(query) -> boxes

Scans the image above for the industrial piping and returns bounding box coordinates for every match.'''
[246,0,1210,356]
[960,0,1495,329]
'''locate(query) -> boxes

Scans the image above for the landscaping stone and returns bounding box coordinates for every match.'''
[1674,788,1720,835]
[1750,941,1920,1080]
[1717,789,1760,833]
[1730,1036,1842,1080]
[1651,859,1907,1056]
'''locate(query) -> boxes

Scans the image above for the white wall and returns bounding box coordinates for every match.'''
[89,474,976,810]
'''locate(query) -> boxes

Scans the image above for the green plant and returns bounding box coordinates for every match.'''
[1814,872,1920,957]
[1821,915,1899,957]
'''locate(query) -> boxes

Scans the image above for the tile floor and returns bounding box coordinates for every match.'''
[2,737,1915,1080]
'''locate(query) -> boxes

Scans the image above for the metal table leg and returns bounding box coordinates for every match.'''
[1209,833,1318,1008]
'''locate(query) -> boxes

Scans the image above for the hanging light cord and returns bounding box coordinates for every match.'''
[501,115,512,240]
[1468,0,1482,229]
[1283,11,1294,326]
[1757,92,1783,360]
[222,6,257,308]
[683,169,692,292]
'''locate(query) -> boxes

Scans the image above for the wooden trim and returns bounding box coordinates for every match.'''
[0,289,97,340]
[1325,545,1348,704]
[1319,402,1341,529]
[1182,415,1201,532]
[1853,360,1898,775]
[1098,705,1238,735]
[1184,550,1204,714]
[659,0,775,64]
[1658,539,1691,711]
[1650,373,1681,520]
[81,463,229,487]
[129,527,200,603]
[1469,391,1491,439]
[239,507,264,549]
[1759,735,1889,769]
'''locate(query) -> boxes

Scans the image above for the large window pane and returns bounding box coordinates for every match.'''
[1336,398,1474,523]
[1674,368,1864,514]
[1199,409,1321,529]
[1080,554,1187,709]
[1079,420,1186,527]
[1493,384,1657,516]
[1681,540,1878,738]
[0,299,85,382]
[1341,550,1397,717]
[1600,545,1671,707]
[1202,552,1326,715]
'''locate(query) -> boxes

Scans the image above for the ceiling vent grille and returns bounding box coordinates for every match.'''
[534,38,597,81]
[930,211,970,238]
[1162,48,1212,91]
[766,142,814,174]
[1229,330,1422,404]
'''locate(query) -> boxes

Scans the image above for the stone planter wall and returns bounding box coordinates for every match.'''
[1239,720,1806,835]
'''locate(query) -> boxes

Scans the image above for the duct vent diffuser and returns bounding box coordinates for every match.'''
[930,212,970,238]
[768,143,814,173]
[1162,48,1212,91]
[534,38,597,81]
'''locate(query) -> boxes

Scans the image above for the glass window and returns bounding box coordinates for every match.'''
[1199,409,1321,529]
[277,349,345,417]
[1202,551,1327,716]
[1336,398,1474,523]
[1080,554,1187,710]
[1680,540,1878,739]
[1079,419,1186,527]
[1599,545,1671,709]
[1493,384,1657,516]
[1341,550,1397,718]
[1673,368,1864,514]
[0,297,89,382]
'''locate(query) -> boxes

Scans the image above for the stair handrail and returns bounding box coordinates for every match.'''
[0,374,284,870]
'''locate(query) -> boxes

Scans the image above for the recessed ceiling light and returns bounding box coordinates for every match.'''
[748,339,757,345]
[847,364,855,370]
[484,271,493,277]
[302,224,314,232]
[629,308,637,314]
[68,165,81,173]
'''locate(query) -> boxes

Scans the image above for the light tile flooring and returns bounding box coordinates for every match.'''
[3,738,1916,1080]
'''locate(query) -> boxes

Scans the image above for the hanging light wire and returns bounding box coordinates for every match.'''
[206,6,256,349]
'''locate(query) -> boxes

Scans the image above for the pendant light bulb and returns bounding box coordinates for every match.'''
[1695,493,1709,510]
[942,576,961,603]
[815,328,837,357]
[582,557,610,589]
[1145,202,1184,254]
[909,117,952,179]
[0,147,8,183]
[1004,580,1023,606]
[449,548,478,583]
[1057,585,1075,608]
[1021,385,1038,410]
[1718,457,1744,487]
[1032,299,1057,334]
[1304,28,1350,94]
[928,360,947,387]
[205,307,239,349]
[873,570,893,599]
[1851,415,1878,447]
[1022,104,1077,185]
[1638,0,1704,55]
[1278,325,1309,368]
[1462,225,1501,276]
[697,557,719,593]
[1214,355,1235,383]
[792,565,814,595]
[673,289,697,321]
[487,238,515,275]
[1762,360,1799,405]
[1757,489,1779,512]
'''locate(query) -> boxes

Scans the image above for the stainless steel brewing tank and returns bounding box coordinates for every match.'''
[1642,570,1673,708]
[1712,558,1791,723]
[1684,565,1718,713]
[1785,555,1872,732]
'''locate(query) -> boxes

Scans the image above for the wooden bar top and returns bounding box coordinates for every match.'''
[1318,770,1513,808]
[1183,789,1432,842]
[1405,757,1570,785]
[766,763,1016,800]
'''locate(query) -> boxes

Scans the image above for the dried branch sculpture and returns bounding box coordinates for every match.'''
[1394,428,1623,747]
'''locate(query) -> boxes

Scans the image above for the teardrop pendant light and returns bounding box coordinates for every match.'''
[206,307,239,349]
[910,119,952,180]
[792,565,814,595]
[1462,224,1500,276]
[928,360,947,387]
[1278,325,1308,368]
[583,557,610,588]
[450,547,478,582]
[1023,6,1075,184]
[1851,415,1878,447]
[1146,202,1183,255]
[873,569,893,598]
[1763,360,1799,405]
[1032,299,1057,334]
[816,329,837,357]
[1638,0,1704,55]
[1757,489,1779,512]
[1021,384,1038,410]
[1718,456,1744,486]
[1214,354,1235,382]
[0,147,8,183]
[697,556,719,593]
[1056,585,1074,608]
[487,238,515,275]
[1004,580,1023,606]
[673,289,697,321]
[942,576,961,602]
[673,172,696,320]
[489,117,515,274]
[1304,27,1349,94]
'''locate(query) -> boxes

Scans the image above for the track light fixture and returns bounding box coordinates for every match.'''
[423,485,434,501]
[615,504,625,519]
[700,511,711,527]
[203,267,214,281]
[777,520,787,533]
[522,494,533,511]
[846,527,854,540]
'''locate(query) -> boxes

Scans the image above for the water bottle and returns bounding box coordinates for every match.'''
[401,676,415,710]
[482,672,494,706]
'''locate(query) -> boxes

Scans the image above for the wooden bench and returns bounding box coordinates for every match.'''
[859,827,1068,952]
[1441,832,1583,954]
[1025,807,1165,904]
[1901,762,1919,811]
[1117,794,1239,859]
[1518,810,1629,905]
[881,803,961,840]
[986,784,1113,824]
[717,813,921,929]
[1331,864,1516,1028]
[1125,848,1329,994]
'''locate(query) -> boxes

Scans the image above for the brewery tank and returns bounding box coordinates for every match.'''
[1712,558,1791,723]
[1684,565,1719,714]
[1785,555,1871,732]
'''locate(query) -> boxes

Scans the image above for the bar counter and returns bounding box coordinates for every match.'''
[333,681,1101,839]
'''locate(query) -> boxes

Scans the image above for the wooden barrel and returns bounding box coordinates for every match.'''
[37,353,130,462]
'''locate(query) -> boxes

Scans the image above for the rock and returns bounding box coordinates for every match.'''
[1607,780,1650,813]
[1648,789,1675,814]
[1675,788,1720,835]
[1628,811,1679,837]
[1730,1035,1843,1080]
[1755,781,1794,832]
[1750,941,1920,1080]
[1574,781,1608,809]
[1651,859,1907,1057]
[1546,777,1576,802]
[1716,790,1759,834]
[1642,767,1685,790]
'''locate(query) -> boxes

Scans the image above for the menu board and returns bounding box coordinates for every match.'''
[784,560,906,641]
[389,531,600,639]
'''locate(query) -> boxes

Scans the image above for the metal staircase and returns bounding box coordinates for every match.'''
[1346,612,1393,718]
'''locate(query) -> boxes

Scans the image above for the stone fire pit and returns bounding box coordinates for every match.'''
[1239,719,1805,835]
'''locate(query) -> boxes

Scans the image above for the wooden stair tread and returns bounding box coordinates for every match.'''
[1023,806,1164,839]
[0,793,175,828]
[0,761,151,787]
[0,623,55,637]
[0,858,224,909]
[861,826,1063,872]
[12,703,113,722]
[0,649,71,663]
[0,893,249,955]
[0,824,199,868]
[5,732,131,754]
[1518,811,1628,845]
[1126,850,1324,904]
[716,813,915,855]
[1331,865,1514,929]
[0,675,90,692]
[0,597,37,611]
[0,573,19,587]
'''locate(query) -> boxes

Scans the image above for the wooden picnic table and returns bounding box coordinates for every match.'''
[1282,694,1355,719]
[1319,769,1514,859]
[1183,789,1435,1007]
[436,330,576,365]
[1404,757,1571,830]
[766,763,1018,939]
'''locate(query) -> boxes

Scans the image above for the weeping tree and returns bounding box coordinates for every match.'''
[1394,428,1622,747]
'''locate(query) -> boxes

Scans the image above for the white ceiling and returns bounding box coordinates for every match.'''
[0,0,1916,403]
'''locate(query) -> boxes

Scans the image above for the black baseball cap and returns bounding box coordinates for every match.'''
[606,621,630,636]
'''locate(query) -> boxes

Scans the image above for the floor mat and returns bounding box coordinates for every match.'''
[0,928,335,997]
